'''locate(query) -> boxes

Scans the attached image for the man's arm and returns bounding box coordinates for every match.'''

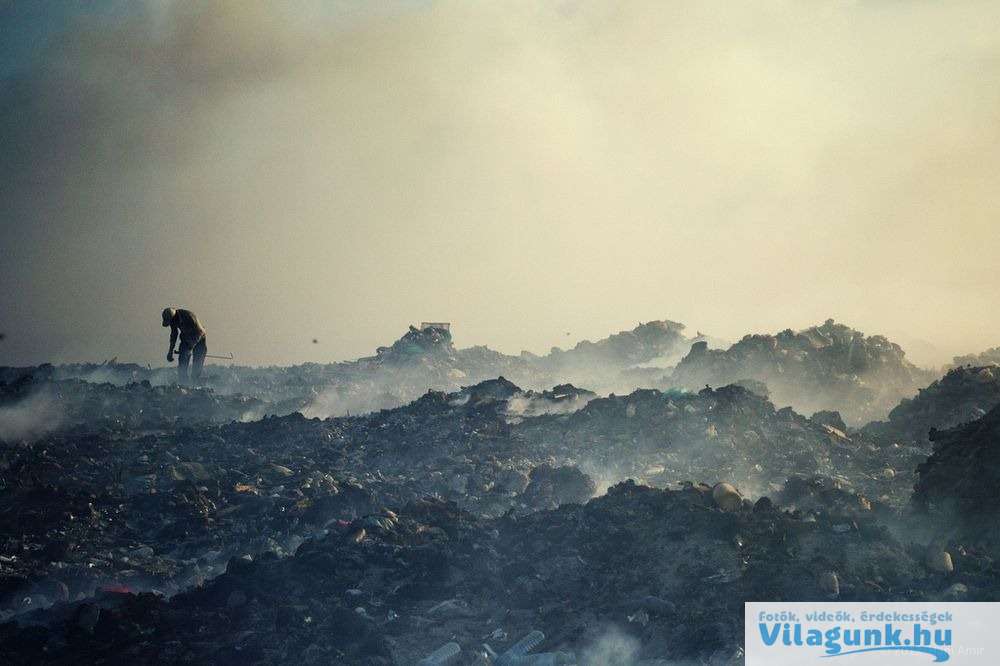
[167,325,178,362]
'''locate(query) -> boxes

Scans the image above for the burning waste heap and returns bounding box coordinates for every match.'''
[2,320,1000,664]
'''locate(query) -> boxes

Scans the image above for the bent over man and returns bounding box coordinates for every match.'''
[161,307,207,384]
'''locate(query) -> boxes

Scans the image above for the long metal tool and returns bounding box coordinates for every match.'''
[172,349,234,361]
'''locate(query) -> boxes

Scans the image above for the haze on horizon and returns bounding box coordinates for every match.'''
[2,0,998,369]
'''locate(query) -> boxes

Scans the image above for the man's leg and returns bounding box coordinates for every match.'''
[191,337,207,383]
[178,342,192,384]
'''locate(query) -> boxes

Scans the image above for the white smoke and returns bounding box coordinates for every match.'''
[578,626,703,666]
[302,381,411,418]
[505,392,594,420]
[579,627,642,666]
[0,391,63,442]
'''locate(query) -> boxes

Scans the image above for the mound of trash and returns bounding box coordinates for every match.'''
[539,320,690,368]
[0,412,377,619]
[523,320,695,393]
[668,319,934,425]
[913,403,1000,549]
[315,378,922,513]
[863,365,1000,446]
[518,384,922,507]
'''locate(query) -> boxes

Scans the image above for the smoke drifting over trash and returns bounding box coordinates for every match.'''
[4,2,1000,665]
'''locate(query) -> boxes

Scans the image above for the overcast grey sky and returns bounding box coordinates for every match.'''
[1,0,998,367]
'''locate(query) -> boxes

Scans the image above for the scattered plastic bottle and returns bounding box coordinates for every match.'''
[504,630,545,658]
[511,652,576,665]
[496,630,549,665]
[417,641,461,666]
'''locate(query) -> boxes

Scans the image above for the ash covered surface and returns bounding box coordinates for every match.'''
[3,324,1000,664]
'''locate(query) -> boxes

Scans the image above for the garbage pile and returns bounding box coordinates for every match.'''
[302,378,921,513]
[668,319,935,425]
[5,480,991,665]
[362,325,530,391]
[517,384,922,507]
[522,320,695,394]
[0,375,579,619]
[863,365,1000,446]
[0,412,378,620]
[913,403,1000,550]
[372,324,457,362]
[530,320,690,370]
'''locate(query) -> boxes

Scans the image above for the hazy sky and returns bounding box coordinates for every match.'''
[1,0,998,368]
